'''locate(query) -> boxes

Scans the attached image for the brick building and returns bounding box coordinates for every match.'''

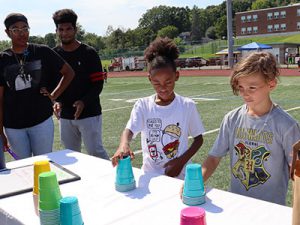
[236,4,300,38]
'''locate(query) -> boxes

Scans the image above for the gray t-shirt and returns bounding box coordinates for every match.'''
[209,104,300,205]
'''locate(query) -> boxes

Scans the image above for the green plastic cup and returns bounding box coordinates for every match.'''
[39,171,62,211]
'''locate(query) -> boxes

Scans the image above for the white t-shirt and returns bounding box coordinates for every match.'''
[126,93,205,178]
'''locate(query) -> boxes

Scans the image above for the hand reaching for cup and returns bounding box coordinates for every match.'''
[112,143,135,167]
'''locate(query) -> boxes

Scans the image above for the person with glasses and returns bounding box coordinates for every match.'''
[0,13,74,160]
[51,9,109,159]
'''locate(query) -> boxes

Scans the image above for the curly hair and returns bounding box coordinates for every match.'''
[144,37,179,74]
[52,9,77,28]
[230,51,280,95]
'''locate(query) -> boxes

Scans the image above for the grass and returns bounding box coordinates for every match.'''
[4,75,300,206]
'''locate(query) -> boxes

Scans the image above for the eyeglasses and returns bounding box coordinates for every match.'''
[9,27,30,35]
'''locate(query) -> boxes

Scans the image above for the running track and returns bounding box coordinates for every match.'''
[108,68,300,78]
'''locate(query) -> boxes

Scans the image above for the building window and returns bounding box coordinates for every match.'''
[247,15,252,22]
[280,11,286,18]
[274,24,280,31]
[297,9,300,16]
[297,22,300,29]
[247,27,252,34]
[241,16,246,22]
[267,12,273,20]
[241,27,246,34]
[267,25,273,32]
[253,14,258,21]
[274,12,279,19]
[253,26,258,33]
[281,23,286,30]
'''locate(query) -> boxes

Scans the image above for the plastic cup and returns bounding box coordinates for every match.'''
[39,208,60,225]
[60,196,84,225]
[180,207,206,225]
[39,171,62,211]
[115,156,136,192]
[182,164,206,205]
[33,160,50,194]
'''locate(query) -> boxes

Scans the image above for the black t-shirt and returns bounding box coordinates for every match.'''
[0,43,65,128]
[53,43,104,119]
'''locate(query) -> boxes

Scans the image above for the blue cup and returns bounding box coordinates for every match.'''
[115,156,136,192]
[60,196,84,225]
[183,164,206,205]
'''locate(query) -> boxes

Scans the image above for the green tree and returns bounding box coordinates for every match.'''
[29,36,44,44]
[76,23,85,42]
[205,26,217,40]
[44,33,56,48]
[215,15,227,39]
[0,40,10,51]
[251,0,274,10]
[138,5,190,34]
[190,6,202,42]
[84,32,100,50]
[157,26,179,39]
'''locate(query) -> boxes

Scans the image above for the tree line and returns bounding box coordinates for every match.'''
[0,0,298,59]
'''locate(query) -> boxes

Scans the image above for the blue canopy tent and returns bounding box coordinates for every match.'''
[237,42,272,51]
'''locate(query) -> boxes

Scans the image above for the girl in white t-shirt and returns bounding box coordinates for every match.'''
[112,37,205,179]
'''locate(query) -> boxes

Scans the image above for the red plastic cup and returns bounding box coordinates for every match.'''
[180,206,206,225]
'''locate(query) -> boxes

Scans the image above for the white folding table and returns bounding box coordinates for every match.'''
[0,150,292,225]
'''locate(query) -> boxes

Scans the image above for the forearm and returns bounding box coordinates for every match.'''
[51,63,74,100]
[120,128,134,146]
[179,135,203,165]
[202,155,221,182]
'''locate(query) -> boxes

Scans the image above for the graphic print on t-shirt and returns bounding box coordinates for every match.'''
[3,60,42,91]
[232,142,271,190]
[146,118,181,163]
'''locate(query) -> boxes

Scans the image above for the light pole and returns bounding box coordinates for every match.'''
[227,0,234,69]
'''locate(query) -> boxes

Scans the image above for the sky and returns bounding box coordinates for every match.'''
[0,0,224,40]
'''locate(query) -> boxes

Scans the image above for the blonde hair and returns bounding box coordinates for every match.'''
[230,52,279,95]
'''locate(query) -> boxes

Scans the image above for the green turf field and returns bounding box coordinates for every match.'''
[5,75,300,206]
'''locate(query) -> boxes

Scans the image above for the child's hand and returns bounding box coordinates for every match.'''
[163,157,185,177]
[291,140,300,180]
[111,143,134,167]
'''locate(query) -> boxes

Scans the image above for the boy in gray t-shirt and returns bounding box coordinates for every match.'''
[202,52,300,205]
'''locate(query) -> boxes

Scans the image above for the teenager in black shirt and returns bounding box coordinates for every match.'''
[52,9,109,159]
[0,13,74,159]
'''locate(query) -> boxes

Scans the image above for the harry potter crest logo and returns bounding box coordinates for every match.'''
[232,142,270,190]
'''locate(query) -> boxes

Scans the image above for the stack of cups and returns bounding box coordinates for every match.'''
[182,164,206,205]
[115,156,136,192]
[33,160,51,195]
[180,206,206,225]
[39,171,62,225]
[60,196,84,225]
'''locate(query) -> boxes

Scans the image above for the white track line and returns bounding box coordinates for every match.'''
[103,106,133,112]
[132,106,300,155]
[105,90,231,112]
[285,106,300,112]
